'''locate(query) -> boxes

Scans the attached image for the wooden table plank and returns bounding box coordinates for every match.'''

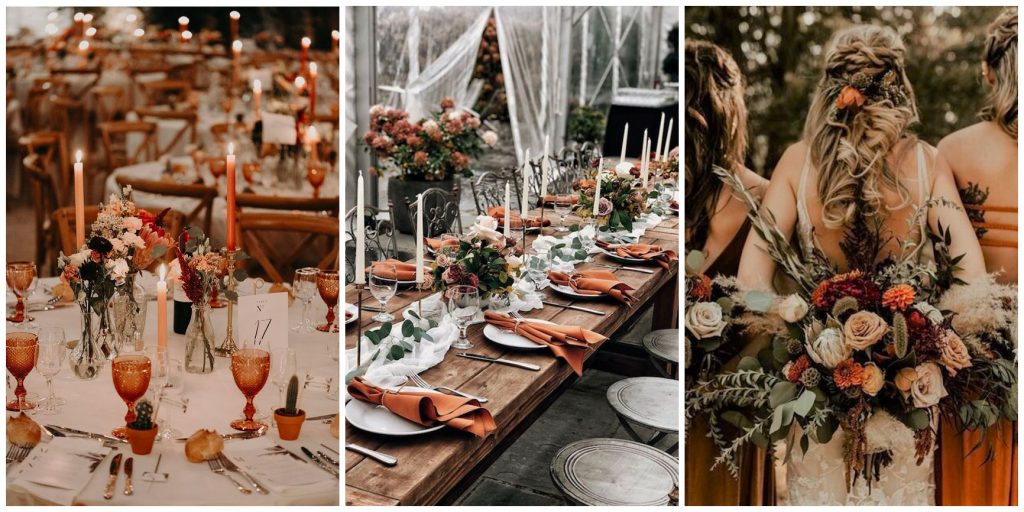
[344,213,679,505]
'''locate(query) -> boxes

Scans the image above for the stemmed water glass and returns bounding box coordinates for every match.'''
[6,332,38,411]
[230,340,271,431]
[368,264,397,323]
[315,269,340,333]
[554,198,572,233]
[111,351,152,438]
[35,328,67,415]
[7,261,37,325]
[292,268,318,332]
[447,285,480,350]
[156,356,186,441]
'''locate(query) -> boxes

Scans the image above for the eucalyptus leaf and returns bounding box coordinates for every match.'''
[745,291,774,313]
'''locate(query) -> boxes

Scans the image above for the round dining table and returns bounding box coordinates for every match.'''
[6,276,340,505]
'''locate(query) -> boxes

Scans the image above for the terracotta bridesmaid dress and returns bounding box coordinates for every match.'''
[686,221,776,506]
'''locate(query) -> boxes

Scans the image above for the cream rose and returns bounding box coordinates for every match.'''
[843,311,889,351]
[939,331,973,376]
[778,294,809,323]
[806,327,850,368]
[482,130,498,146]
[614,162,634,179]
[686,302,726,339]
[468,215,503,244]
[909,362,948,408]
[861,362,885,396]
[913,302,944,324]
[109,259,130,284]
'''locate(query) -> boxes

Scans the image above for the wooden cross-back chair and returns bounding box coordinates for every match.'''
[405,185,462,238]
[133,108,198,158]
[49,67,101,99]
[53,206,185,268]
[237,212,339,284]
[23,154,63,274]
[26,76,66,131]
[18,130,69,196]
[92,85,127,124]
[470,170,523,215]
[114,176,217,235]
[48,94,90,151]
[343,203,398,284]
[139,79,191,107]
[235,193,340,216]
[99,121,158,170]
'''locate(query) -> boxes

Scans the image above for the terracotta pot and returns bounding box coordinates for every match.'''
[126,424,159,455]
[274,409,306,440]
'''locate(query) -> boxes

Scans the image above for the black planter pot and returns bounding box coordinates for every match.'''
[387,177,457,234]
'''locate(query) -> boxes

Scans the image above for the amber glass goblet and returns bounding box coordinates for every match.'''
[6,332,38,411]
[208,158,227,187]
[6,262,36,323]
[229,345,271,431]
[242,161,261,187]
[315,270,340,333]
[111,354,152,438]
[307,164,326,198]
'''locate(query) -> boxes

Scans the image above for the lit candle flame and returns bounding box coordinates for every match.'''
[228,142,235,156]
[332,30,340,40]
[75,150,83,163]
[126,14,137,23]
[252,79,261,92]
[294,76,306,89]
[178,16,189,25]
[182,31,193,41]
[230,11,240,20]
[74,12,83,22]
[78,41,89,51]
[83,13,93,23]
[158,263,167,282]
[85,27,97,37]
[232,40,242,53]
[309,62,317,76]
[301,37,311,48]
[134,28,144,37]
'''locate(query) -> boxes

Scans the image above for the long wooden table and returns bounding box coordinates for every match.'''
[344,213,679,506]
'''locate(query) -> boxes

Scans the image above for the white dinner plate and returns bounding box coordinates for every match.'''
[550,284,607,299]
[344,303,359,327]
[483,319,554,350]
[345,387,446,436]
[599,247,648,264]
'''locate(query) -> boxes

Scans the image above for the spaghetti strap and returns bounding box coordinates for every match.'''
[915,143,929,201]
[795,149,816,258]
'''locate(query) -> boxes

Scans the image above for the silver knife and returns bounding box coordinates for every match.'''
[219,454,269,494]
[46,425,126,444]
[104,453,122,500]
[123,457,134,496]
[316,450,339,467]
[305,414,335,422]
[345,443,397,467]
[457,352,541,371]
[594,263,655,274]
[541,300,606,315]
[301,446,339,478]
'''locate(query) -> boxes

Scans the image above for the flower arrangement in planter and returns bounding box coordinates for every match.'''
[575,161,650,232]
[125,399,158,455]
[363,97,497,182]
[274,375,305,440]
[429,216,521,301]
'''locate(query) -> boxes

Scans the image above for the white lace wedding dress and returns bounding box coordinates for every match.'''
[786,145,936,506]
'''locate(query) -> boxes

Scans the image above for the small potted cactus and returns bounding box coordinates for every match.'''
[273,376,305,440]
[125,399,159,455]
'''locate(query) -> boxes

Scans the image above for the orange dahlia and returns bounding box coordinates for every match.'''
[833,359,866,390]
[882,284,915,311]
[787,355,811,382]
[687,274,713,301]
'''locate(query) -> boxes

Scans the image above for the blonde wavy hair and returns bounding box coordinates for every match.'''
[981,8,1017,139]
[803,25,919,230]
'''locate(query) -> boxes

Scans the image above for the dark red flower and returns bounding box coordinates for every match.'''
[810,270,881,311]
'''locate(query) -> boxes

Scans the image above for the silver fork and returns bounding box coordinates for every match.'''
[6,446,30,464]
[408,374,488,403]
[207,457,252,494]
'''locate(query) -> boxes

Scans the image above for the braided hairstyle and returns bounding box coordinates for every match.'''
[980,8,1017,139]
[685,39,748,249]
[803,25,919,230]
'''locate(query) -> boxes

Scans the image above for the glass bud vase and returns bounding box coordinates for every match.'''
[71,302,112,380]
[111,279,147,354]
[185,303,216,374]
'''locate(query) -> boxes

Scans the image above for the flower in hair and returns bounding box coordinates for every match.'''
[835,85,866,112]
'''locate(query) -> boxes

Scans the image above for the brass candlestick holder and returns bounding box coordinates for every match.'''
[213,248,238,357]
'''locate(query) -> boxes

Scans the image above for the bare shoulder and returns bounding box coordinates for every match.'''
[736,166,768,198]
[938,122,1003,155]
[767,140,810,189]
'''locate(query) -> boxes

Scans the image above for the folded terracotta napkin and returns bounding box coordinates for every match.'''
[347,377,496,437]
[424,237,460,252]
[367,259,418,281]
[541,195,578,205]
[596,240,678,270]
[487,206,551,229]
[547,269,637,306]
[483,311,605,376]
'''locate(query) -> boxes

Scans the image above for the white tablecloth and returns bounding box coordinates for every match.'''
[6,277,340,505]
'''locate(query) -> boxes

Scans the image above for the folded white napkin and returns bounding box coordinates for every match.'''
[222,438,335,495]
[9,437,113,506]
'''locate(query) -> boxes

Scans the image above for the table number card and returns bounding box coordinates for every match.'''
[238,292,289,353]
[262,111,297,145]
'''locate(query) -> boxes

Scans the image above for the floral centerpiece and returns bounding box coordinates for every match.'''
[688,168,1017,489]
[174,227,225,374]
[363,97,497,182]
[575,160,651,232]
[56,188,175,379]
[429,216,521,301]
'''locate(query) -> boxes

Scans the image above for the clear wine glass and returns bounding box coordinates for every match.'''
[292,267,318,332]
[35,327,66,415]
[271,348,297,414]
[554,199,572,233]
[447,285,480,350]
[156,357,186,441]
[368,263,397,323]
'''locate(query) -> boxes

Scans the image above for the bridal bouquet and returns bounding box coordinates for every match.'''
[689,167,1017,490]
[363,97,498,181]
[430,216,521,300]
